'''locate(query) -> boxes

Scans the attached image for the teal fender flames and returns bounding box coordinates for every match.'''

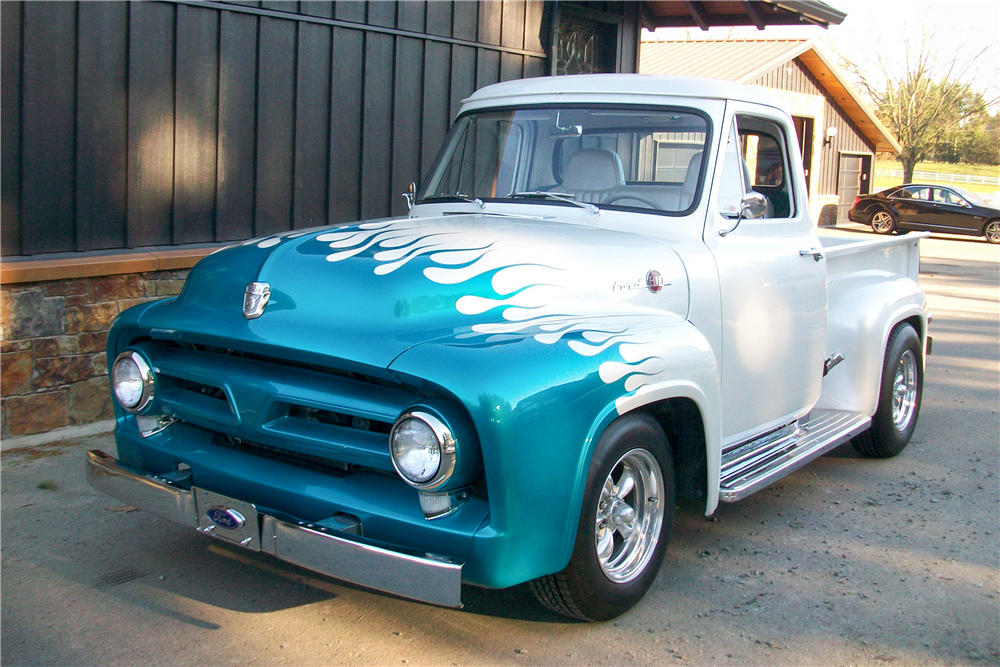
[108,214,720,588]
[389,321,719,587]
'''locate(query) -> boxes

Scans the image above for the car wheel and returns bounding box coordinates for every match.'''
[529,413,675,621]
[852,323,923,458]
[984,220,1000,244]
[870,210,897,235]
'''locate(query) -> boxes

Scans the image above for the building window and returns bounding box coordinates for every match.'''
[555,11,618,75]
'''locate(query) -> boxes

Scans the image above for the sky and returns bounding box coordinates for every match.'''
[644,0,1000,110]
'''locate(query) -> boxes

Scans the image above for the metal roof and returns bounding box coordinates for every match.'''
[642,1,847,30]
[639,39,902,153]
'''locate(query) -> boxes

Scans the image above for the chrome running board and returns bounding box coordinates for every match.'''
[719,409,870,502]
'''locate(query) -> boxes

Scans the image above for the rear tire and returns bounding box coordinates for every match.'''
[852,323,923,458]
[529,412,675,621]
[870,210,897,235]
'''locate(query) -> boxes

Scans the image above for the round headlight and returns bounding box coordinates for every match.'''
[112,351,154,413]
[389,411,456,489]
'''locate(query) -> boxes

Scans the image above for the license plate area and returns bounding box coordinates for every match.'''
[194,487,260,552]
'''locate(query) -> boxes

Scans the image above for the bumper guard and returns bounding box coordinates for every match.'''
[86,450,463,608]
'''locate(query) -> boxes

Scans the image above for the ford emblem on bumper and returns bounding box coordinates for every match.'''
[207,507,246,529]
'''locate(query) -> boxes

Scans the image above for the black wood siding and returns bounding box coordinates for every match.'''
[2,0,563,257]
[750,58,875,197]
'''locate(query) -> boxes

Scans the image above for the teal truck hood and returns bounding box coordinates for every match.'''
[136,215,690,372]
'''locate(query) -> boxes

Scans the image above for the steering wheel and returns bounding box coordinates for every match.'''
[601,192,661,209]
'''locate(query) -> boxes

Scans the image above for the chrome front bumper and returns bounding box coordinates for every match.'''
[86,450,463,608]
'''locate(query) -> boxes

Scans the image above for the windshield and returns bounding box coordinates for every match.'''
[418,106,711,215]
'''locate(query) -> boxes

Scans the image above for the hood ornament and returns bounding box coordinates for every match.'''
[243,282,271,319]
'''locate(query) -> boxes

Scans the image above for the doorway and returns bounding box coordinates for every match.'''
[837,153,873,224]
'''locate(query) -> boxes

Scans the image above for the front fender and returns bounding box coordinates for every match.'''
[389,319,719,587]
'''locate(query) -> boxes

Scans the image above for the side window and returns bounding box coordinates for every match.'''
[739,119,794,218]
[897,185,930,200]
[934,188,967,206]
[718,115,796,220]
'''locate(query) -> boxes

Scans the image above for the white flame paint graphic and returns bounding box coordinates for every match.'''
[244,229,314,250]
[316,219,680,410]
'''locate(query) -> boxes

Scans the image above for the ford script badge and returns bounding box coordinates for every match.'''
[207,507,246,530]
[243,282,270,319]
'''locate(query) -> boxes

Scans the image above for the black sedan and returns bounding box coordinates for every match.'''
[849,184,1000,244]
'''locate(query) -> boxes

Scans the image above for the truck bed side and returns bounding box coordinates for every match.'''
[815,233,929,416]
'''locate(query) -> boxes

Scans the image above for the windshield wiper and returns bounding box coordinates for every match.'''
[511,191,601,216]
[421,193,486,209]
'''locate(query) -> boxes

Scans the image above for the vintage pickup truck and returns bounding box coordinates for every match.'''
[88,75,929,621]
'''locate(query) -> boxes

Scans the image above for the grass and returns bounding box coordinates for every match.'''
[875,159,1000,177]
[873,159,1000,195]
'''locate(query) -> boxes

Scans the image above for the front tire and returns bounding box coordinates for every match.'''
[852,323,923,458]
[870,209,897,235]
[529,413,675,621]
[984,220,1000,244]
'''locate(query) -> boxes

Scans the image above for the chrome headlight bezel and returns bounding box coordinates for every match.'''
[389,410,457,490]
[111,350,155,414]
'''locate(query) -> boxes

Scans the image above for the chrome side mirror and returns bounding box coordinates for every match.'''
[719,191,768,237]
[403,182,416,210]
[740,191,769,219]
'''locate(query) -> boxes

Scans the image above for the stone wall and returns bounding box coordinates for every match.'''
[0,270,189,438]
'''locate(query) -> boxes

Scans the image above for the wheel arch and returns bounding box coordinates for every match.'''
[577,381,721,536]
[644,398,709,505]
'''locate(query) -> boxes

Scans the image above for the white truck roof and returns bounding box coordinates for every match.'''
[462,73,784,110]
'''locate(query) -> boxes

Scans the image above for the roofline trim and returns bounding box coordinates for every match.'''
[805,44,902,153]
[642,0,847,29]
[769,1,847,26]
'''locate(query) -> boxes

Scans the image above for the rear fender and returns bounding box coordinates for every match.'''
[818,275,927,416]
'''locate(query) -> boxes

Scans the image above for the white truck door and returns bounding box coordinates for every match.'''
[706,109,828,444]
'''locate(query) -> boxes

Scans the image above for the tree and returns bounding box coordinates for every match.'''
[837,26,997,182]
[931,93,1000,166]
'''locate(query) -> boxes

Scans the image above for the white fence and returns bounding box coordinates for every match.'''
[875,168,1000,186]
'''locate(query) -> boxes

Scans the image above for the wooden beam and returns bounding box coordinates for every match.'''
[742,0,768,30]
[683,1,711,31]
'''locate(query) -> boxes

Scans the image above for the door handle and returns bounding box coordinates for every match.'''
[799,248,824,262]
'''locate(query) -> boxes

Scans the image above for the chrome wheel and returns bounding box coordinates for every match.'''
[852,323,922,459]
[892,349,919,430]
[595,448,664,583]
[985,220,1000,244]
[871,210,895,234]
